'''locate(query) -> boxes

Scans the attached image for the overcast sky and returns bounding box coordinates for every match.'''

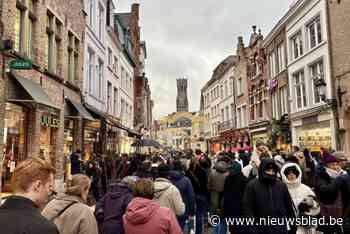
[115,0,292,119]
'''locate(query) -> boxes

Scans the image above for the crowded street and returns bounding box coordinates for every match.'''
[1,0,350,233]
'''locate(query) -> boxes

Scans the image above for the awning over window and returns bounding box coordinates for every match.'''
[8,73,60,110]
[65,98,95,121]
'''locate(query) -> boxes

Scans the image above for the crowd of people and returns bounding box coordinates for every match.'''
[1,142,350,234]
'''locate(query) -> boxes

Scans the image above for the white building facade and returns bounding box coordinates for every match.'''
[286,0,337,151]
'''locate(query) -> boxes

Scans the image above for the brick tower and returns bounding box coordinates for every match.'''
[176,78,189,112]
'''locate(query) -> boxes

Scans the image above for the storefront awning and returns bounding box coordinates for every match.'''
[8,73,60,110]
[65,98,95,121]
[84,103,106,119]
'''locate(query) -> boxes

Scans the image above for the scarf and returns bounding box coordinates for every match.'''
[325,167,346,179]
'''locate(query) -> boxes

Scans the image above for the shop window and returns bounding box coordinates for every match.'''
[2,103,28,192]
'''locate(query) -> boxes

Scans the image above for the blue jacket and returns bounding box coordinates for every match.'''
[169,170,196,217]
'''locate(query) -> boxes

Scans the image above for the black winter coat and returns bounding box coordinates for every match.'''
[314,165,340,205]
[0,196,59,234]
[242,159,296,234]
[186,164,209,199]
[223,172,247,219]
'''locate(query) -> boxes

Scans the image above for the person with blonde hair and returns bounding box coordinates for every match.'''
[0,157,58,234]
[42,174,98,234]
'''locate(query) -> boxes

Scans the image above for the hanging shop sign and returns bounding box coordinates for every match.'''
[9,59,33,70]
[41,115,60,128]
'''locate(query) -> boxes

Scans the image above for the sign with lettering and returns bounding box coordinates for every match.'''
[9,59,33,70]
[41,115,60,128]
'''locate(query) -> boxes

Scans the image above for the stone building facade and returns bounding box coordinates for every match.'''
[327,0,350,154]
[0,0,86,193]
[176,78,189,112]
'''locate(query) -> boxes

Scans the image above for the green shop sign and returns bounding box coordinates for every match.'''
[41,115,60,128]
[9,59,33,70]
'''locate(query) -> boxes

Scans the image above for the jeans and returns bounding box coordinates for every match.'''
[211,221,227,234]
[195,195,208,234]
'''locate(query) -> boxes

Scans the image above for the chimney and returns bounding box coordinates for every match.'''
[131,3,140,18]
[252,25,257,33]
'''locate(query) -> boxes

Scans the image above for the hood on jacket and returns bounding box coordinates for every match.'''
[214,161,229,173]
[168,170,184,182]
[124,197,160,225]
[108,182,133,199]
[43,194,83,220]
[258,159,279,184]
[153,178,172,199]
[281,163,302,187]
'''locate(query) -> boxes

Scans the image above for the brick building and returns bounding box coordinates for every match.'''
[246,26,271,147]
[116,4,153,133]
[327,0,350,154]
[234,36,250,147]
[0,0,87,193]
[263,20,291,151]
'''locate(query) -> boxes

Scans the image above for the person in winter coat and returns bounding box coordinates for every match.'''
[281,163,320,234]
[0,157,58,234]
[338,171,350,233]
[70,150,83,175]
[208,160,229,234]
[42,174,98,234]
[123,179,182,234]
[154,163,185,217]
[186,157,210,234]
[94,177,135,234]
[223,161,248,234]
[242,158,296,234]
[315,153,346,234]
[169,160,196,231]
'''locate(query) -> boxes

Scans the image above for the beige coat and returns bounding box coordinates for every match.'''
[42,194,98,234]
[153,178,185,216]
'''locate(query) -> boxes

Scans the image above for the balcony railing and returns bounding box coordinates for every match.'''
[218,119,235,132]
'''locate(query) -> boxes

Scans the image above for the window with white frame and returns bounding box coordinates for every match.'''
[225,106,229,121]
[229,78,233,95]
[307,16,322,49]
[221,109,225,123]
[97,59,104,99]
[113,87,118,115]
[293,70,307,109]
[242,105,247,127]
[310,60,324,104]
[89,0,94,28]
[269,53,276,78]
[87,49,94,94]
[280,86,289,115]
[107,81,112,112]
[113,56,118,73]
[237,107,242,128]
[108,48,112,66]
[291,31,303,60]
[237,78,243,95]
[276,43,285,73]
[97,3,104,40]
[272,92,279,119]
[224,81,228,97]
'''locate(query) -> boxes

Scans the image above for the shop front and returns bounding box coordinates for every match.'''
[292,113,336,152]
[2,103,28,192]
[2,73,61,193]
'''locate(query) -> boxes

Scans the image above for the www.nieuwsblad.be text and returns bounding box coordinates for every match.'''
[208,215,343,227]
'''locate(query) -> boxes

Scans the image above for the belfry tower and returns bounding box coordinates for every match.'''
[176,78,189,112]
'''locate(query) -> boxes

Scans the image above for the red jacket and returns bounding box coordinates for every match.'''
[123,197,182,234]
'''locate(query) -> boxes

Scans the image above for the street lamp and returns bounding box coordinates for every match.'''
[315,74,337,106]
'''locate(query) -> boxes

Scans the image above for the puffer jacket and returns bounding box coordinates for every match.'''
[42,194,98,234]
[153,178,185,216]
[123,197,182,234]
[208,161,229,211]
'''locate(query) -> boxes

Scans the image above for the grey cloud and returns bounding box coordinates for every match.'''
[116,0,289,118]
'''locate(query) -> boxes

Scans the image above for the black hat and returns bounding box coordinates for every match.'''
[157,164,170,178]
